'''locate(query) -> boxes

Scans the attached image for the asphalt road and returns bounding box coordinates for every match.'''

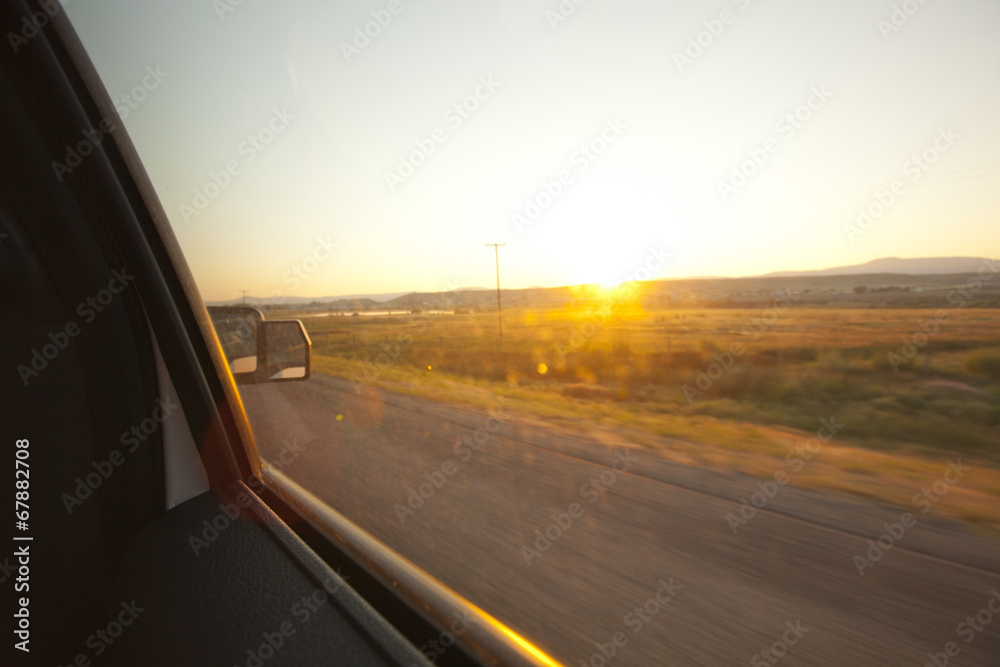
[239,374,1000,666]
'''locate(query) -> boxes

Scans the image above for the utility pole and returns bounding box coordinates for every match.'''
[239,290,250,306]
[485,243,505,340]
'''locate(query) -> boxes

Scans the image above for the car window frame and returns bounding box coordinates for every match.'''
[45,6,562,666]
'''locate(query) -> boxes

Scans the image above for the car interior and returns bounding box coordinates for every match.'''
[0,2,555,665]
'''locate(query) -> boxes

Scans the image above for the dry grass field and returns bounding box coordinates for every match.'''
[277,292,1000,532]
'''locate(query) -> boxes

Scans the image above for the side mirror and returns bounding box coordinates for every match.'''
[261,319,311,381]
[206,306,311,383]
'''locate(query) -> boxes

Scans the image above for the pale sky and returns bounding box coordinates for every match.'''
[67,0,1000,301]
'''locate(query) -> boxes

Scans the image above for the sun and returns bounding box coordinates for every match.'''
[600,276,622,290]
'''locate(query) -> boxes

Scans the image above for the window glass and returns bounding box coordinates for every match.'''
[67,1,1000,664]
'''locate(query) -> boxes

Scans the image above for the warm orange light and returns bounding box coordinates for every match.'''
[468,603,563,667]
[496,625,562,667]
[537,363,548,375]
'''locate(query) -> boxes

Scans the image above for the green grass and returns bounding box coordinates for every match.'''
[966,348,1000,378]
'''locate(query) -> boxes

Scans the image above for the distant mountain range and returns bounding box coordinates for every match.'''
[761,257,993,278]
[205,292,408,307]
[208,257,994,305]
[206,288,493,307]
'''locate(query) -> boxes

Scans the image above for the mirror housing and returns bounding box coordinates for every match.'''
[207,306,311,383]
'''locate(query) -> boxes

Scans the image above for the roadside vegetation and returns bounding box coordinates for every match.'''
[279,288,1000,533]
